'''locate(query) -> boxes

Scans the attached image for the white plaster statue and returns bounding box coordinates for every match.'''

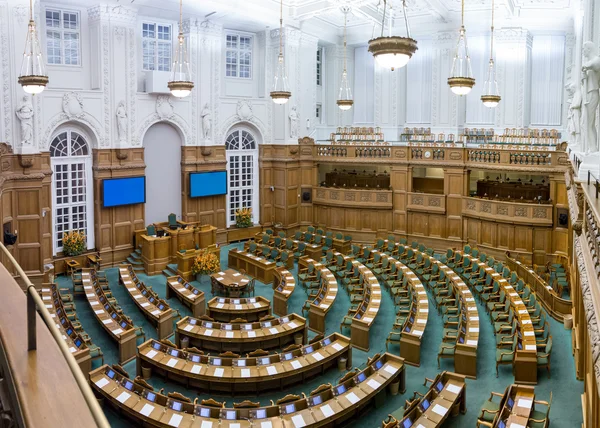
[581,41,600,154]
[116,101,127,143]
[567,82,582,147]
[201,103,212,140]
[15,95,34,147]
[289,106,299,139]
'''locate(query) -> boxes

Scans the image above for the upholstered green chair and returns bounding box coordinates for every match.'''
[537,336,553,378]
[276,251,289,267]
[495,334,517,377]
[168,213,179,230]
[293,242,306,259]
[147,225,156,236]
[476,390,505,427]
[294,231,303,240]
[527,392,552,428]
[323,237,333,251]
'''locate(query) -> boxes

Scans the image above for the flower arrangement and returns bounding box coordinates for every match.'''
[235,207,253,228]
[191,249,220,276]
[62,230,86,256]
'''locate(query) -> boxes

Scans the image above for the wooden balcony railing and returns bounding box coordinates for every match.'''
[462,197,553,226]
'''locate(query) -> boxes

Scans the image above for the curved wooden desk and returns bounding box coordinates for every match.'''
[90,353,405,428]
[175,314,307,353]
[166,276,206,318]
[273,267,296,316]
[137,333,350,394]
[119,265,174,339]
[301,258,338,334]
[227,248,276,284]
[82,269,138,363]
[206,296,271,322]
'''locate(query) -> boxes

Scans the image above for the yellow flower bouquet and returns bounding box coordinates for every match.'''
[62,230,86,256]
[191,249,220,276]
[235,207,253,228]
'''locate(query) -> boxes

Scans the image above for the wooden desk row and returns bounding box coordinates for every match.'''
[298,257,339,334]
[176,314,307,353]
[207,296,271,323]
[81,269,138,364]
[254,233,323,260]
[137,333,351,394]
[39,283,91,373]
[483,384,537,428]
[166,276,206,318]
[244,240,295,269]
[300,229,352,254]
[273,267,296,316]
[459,252,538,384]
[90,353,405,428]
[119,265,175,340]
[227,248,276,284]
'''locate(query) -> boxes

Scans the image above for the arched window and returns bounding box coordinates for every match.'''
[225,128,259,226]
[50,129,94,255]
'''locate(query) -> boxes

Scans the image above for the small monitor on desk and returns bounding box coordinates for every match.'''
[373,360,383,370]
[259,357,270,365]
[459,336,464,344]
[235,359,246,367]
[355,313,362,320]
[153,342,162,350]
[334,384,346,395]
[402,417,412,428]
[224,410,236,420]
[106,368,116,379]
[498,421,506,428]
[145,391,156,403]
[170,349,179,357]
[66,327,73,336]
[404,326,411,333]
[158,303,166,311]
[435,381,444,393]
[193,289,200,295]
[74,338,82,347]
[61,317,68,326]
[111,312,118,319]
[211,358,222,366]
[243,324,253,330]
[322,337,331,346]
[262,321,272,328]
[356,372,367,383]
[198,407,211,418]
[282,404,295,414]
[104,304,110,311]
[123,380,134,391]
[204,322,213,329]
[223,324,232,330]
[507,397,514,410]
[171,401,183,412]
[188,318,197,325]
[281,316,289,323]
[283,353,293,361]
[310,395,322,406]
[419,398,430,411]
[254,409,267,419]
[120,321,128,329]
[304,345,314,354]
[190,355,201,363]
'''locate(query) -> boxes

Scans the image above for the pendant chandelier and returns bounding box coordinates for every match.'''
[337,7,353,110]
[19,0,48,94]
[168,0,194,98]
[448,0,475,95]
[481,0,500,108]
[368,0,417,71]
[270,0,291,104]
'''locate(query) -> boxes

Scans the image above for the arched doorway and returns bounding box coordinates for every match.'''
[143,122,182,224]
[50,129,94,255]
[225,127,259,226]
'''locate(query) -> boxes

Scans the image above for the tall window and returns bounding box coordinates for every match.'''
[225,129,259,226]
[225,33,252,78]
[45,9,80,65]
[142,22,172,71]
[50,130,94,255]
[316,47,323,86]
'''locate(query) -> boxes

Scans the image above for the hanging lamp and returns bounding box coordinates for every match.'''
[18,0,48,94]
[337,7,353,110]
[270,0,291,104]
[448,0,475,95]
[481,0,501,107]
[368,0,417,71]
[168,0,194,98]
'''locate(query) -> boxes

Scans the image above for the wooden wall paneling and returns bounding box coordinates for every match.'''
[496,224,511,249]
[445,169,464,241]
[391,166,408,234]
[428,214,445,238]
[514,226,533,253]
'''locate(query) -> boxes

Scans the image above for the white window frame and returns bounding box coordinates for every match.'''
[316,47,323,86]
[44,8,81,66]
[141,21,173,71]
[225,31,253,79]
[225,128,259,227]
[50,129,95,256]
[316,103,322,123]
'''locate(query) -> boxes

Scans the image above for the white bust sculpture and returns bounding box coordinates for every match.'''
[15,95,34,147]
[201,103,212,140]
[567,82,582,147]
[581,41,600,154]
[289,106,299,139]
[116,101,127,143]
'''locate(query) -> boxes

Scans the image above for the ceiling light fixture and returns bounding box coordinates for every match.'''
[168,0,194,98]
[19,0,48,94]
[337,7,353,111]
[481,0,500,108]
[270,0,291,104]
[368,0,417,71]
[448,0,475,95]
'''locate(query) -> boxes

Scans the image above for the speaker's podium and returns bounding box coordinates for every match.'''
[176,245,221,281]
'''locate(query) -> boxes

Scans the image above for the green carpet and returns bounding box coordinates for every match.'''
[57,243,583,427]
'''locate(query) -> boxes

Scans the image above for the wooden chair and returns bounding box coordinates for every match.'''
[233,400,260,409]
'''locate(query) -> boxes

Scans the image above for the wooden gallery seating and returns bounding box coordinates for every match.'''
[475,384,551,428]
[175,314,307,353]
[227,248,277,284]
[383,371,466,428]
[273,267,296,316]
[119,264,175,340]
[137,333,351,394]
[39,283,93,372]
[82,269,138,363]
[166,275,206,317]
[90,353,405,427]
[298,257,338,334]
[206,296,271,323]
[375,253,429,366]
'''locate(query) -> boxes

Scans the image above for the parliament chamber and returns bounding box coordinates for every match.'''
[1,0,600,428]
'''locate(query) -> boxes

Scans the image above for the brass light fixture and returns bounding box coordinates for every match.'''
[270,0,291,104]
[448,0,475,95]
[168,0,194,98]
[481,0,501,108]
[337,7,353,110]
[368,0,417,71]
[19,0,48,94]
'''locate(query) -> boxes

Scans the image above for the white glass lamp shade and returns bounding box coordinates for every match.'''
[481,59,501,108]
[450,85,473,96]
[19,20,48,94]
[448,27,475,96]
[337,71,353,110]
[375,52,410,69]
[168,34,194,98]
[368,36,418,71]
[270,55,291,104]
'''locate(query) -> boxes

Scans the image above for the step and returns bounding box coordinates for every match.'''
[133,266,145,273]
[135,248,141,256]
[126,256,143,266]
[130,252,141,260]
[162,265,178,278]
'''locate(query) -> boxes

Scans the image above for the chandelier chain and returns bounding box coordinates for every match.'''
[490,0,495,59]
[279,0,283,56]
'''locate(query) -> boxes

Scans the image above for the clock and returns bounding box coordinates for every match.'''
[424,150,432,159]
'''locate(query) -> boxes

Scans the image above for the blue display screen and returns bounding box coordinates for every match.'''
[103,176,146,207]
[189,171,227,198]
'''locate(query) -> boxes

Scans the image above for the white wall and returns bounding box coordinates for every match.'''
[143,123,182,224]
[530,35,565,127]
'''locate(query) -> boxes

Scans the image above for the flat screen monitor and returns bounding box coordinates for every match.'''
[281,317,289,323]
[263,322,272,328]
[335,384,346,395]
[356,372,367,383]
[172,402,182,412]
[191,355,201,363]
[74,338,82,347]
[419,399,430,411]
[223,324,232,330]
[284,404,295,414]
[225,410,236,420]
[311,395,322,406]
[507,397,514,409]
[255,409,267,419]
[189,171,227,198]
[153,342,162,350]
[304,346,314,354]
[459,336,465,344]
[435,381,444,392]
[322,337,331,346]
[189,319,197,325]
[498,421,506,428]
[402,417,412,428]
[199,408,210,418]
[66,328,73,336]
[236,359,246,367]
[193,289,200,295]
[146,392,156,403]
[111,313,117,319]
[120,321,128,329]
[170,349,178,357]
[103,176,146,208]
[283,353,293,361]
[107,369,116,379]
[204,322,213,329]
[373,360,383,370]
[212,358,222,366]
[124,380,133,391]
[260,357,270,365]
